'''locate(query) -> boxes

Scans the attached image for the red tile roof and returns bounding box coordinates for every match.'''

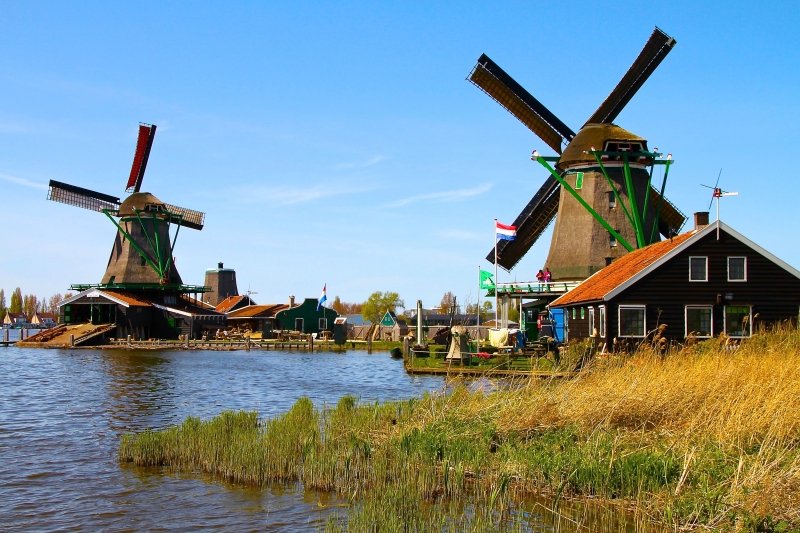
[551,230,697,306]
[215,295,252,314]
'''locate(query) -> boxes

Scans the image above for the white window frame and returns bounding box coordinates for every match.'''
[685,305,713,338]
[588,307,595,335]
[618,305,646,338]
[318,317,328,330]
[599,306,606,337]
[724,305,752,338]
[689,256,708,282]
[727,256,747,282]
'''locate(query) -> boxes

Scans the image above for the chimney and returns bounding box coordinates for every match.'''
[694,212,709,230]
[288,295,295,308]
[218,262,224,269]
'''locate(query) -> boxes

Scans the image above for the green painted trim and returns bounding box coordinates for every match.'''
[70,283,211,293]
[649,159,673,242]
[533,156,634,252]
[103,211,162,275]
[621,153,646,248]
[590,152,635,229]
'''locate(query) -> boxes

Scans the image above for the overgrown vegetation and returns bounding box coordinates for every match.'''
[119,324,800,531]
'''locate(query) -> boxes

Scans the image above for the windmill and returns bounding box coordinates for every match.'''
[701,170,738,239]
[469,27,687,280]
[47,123,207,292]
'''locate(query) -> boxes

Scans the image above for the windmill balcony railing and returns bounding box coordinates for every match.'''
[488,280,582,297]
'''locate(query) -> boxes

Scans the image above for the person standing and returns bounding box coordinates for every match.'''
[543,268,552,291]
[535,269,544,291]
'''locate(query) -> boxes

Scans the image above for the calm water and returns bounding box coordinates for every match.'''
[0,343,662,532]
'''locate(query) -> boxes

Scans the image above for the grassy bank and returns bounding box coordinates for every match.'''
[119,325,800,531]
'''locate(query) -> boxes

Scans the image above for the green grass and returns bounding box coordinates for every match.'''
[119,325,800,531]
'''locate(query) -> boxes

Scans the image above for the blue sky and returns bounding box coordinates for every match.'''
[1,1,798,311]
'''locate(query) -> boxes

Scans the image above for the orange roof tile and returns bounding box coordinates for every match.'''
[552,230,697,306]
[101,290,153,307]
[215,295,250,313]
[227,304,288,318]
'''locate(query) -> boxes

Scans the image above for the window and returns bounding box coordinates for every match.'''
[685,305,713,338]
[294,318,304,332]
[571,308,576,319]
[609,231,618,248]
[619,305,646,337]
[689,256,708,281]
[725,305,752,337]
[588,307,595,335]
[728,257,747,282]
[318,317,327,330]
[599,306,606,337]
[575,172,584,190]
[608,191,616,209]
[580,307,585,319]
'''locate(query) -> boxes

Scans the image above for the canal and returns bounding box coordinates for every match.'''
[0,344,662,531]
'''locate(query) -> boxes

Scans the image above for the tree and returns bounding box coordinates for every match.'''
[331,295,344,314]
[48,294,64,314]
[9,287,22,315]
[23,294,38,319]
[439,291,456,314]
[361,291,404,324]
[0,289,5,318]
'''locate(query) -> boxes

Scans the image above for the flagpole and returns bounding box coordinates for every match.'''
[476,265,481,335]
[494,219,498,326]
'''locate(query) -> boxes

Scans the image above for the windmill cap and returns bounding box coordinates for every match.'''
[117,192,166,216]
[557,123,647,170]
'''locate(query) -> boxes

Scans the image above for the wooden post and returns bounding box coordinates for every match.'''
[367,337,372,354]
[246,336,251,351]
[3,329,8,343]
[403,336,409,358]
[69,334,74,347]
[309,334,314,352]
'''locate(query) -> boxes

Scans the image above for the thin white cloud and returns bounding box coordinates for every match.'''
[0,173,48,190]
[234,182,375,206]
[385,183,492,208]
[336,155,386,170]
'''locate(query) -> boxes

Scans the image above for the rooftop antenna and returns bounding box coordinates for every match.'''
[701,169,738,239]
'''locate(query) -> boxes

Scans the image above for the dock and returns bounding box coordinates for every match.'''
[404,365,574,378]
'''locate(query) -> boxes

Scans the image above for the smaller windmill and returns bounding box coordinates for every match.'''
[701,170,738,239]
[47,123,207,292]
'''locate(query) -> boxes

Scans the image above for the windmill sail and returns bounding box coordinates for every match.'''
[486,174,561,270]
[163,202,205,230]
[584,28,676,126]
[469,54,574,154]
[126,123,157,193]
[47,179,120,212]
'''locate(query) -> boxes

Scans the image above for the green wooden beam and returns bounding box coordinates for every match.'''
[532,154,634,252]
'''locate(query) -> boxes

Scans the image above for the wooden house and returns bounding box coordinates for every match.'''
[378,311,409,341]
[226,304,289,337]
[58,289,225,342]
[31,312,57,328]
[214,295,256,315]
[550,218,800,350]
[3,312,28,327]
[274,298,338,336]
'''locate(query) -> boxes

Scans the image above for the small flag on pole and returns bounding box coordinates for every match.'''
[495,221,517,241]
[317,284,327,310]
[479,269,495,290]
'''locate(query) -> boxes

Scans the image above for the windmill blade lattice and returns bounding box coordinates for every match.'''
[47,179,120,212]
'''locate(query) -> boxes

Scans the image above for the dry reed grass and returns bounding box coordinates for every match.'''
[120,324,800,531]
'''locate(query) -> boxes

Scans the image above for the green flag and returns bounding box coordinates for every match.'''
[479,269,495,290]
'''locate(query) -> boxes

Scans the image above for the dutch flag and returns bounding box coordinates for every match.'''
[317,284,328,311]
[495,221,517,241]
